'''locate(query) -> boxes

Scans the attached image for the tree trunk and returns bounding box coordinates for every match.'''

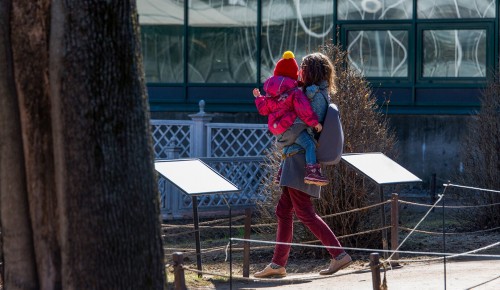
[0,1,164,289]
[0,1,39,289]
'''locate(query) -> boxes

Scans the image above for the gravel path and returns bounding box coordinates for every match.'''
[212,259,500,290]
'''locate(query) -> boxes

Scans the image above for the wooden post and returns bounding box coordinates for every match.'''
[243,208,252,277]
[390,193,400,263]
[172,252,187,290]
[370,253,381,290]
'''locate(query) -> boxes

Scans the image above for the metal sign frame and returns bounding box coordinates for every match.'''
[341,152,422,258]
[155,158,241,277]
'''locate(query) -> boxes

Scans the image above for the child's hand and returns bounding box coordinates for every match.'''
[253,88,261,98]
[314,123,322,133]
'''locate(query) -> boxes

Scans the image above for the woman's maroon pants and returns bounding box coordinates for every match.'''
[272,186,344,267]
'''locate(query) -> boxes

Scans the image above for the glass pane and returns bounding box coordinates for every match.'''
[418,0,495,19]
[188,0,258,83]
[347,30,408,77]
[338,0,413,20]
[261,0,333,81]
[423,30,486,77]
[138,0,184,83]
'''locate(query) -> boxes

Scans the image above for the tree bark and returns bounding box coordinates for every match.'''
[1,0,164,289]
[0,1,39,289]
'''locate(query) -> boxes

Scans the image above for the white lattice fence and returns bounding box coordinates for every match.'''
[151,120,193,158]
[207,123,274,157]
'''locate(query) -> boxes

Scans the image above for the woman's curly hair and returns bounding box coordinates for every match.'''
[300,52,336,94]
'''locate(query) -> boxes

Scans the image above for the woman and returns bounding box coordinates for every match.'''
[254,53,352,278]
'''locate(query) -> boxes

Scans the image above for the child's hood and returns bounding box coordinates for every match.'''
[263,75,298,97]
[305,80,329,100]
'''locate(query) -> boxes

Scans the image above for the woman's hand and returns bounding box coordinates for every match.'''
[253,88,262,98]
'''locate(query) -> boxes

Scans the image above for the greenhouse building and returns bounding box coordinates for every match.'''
[137,0,499,179]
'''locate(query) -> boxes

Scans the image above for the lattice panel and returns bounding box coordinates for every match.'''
[208,124,273,157]
[151,120,192,158]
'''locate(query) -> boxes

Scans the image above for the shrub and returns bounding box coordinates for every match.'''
[454,75,500,229]
[256,42,398,254]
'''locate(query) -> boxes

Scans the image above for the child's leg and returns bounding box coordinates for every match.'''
[295,131,328,186]
[294,131,317,165]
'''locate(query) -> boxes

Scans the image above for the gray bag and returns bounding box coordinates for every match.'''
[317,103,344,165]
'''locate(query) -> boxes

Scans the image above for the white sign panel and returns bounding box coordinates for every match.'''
[154,159,240,195]
[341,153,422,185]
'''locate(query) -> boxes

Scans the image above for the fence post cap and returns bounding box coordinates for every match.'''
[188,100,214,119]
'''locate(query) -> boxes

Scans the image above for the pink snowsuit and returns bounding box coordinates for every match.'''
[255,75,319,135]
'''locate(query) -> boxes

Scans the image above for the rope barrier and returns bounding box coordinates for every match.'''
[164,247,195,252]
[444,183,500,194]
[400,226,500,236]
[199,214,246,225]
[164,246,228,254]
[162,229,198,238]
[391,241,500,263]
[164,224,247,230]
[321,200,391,219]
[229,238,500,259]
[245,220,278,228]
[337,226,391,239]
[279,226,392,248]
[399,199,500,209]
[398,200,437,208]
[162,215,246,229]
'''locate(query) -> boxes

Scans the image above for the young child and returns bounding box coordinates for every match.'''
[279,52,334,183]
[253,51,328,186]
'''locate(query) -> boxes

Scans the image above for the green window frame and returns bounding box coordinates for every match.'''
[340,24,414,85]
[416,22,495,85]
